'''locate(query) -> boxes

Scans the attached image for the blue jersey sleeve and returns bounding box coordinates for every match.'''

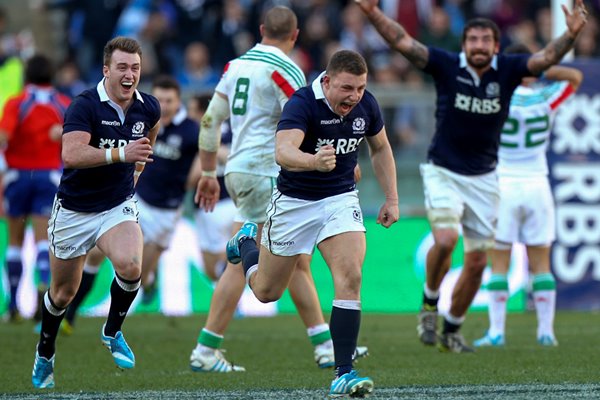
[144,94,161,129]
[499,53,536,90]
[277,89,312,133]
[363,91,384,136]
[423,47,457,79]
[63,94,95,134]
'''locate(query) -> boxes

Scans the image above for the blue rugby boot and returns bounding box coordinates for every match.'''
[537,334,558,346]
[101,324,135,369]
[32,350,55,389]
[329,369,374,398]
[473,331,505,347]
[226,222,258,264]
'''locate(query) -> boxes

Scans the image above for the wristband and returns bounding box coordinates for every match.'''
[201,170,217,178]
[134,170,143,177]
[119,146,126,162]
[105,149,113,164]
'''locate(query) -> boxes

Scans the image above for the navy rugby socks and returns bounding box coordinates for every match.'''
[240,238,259,275]
[104,274,140,337]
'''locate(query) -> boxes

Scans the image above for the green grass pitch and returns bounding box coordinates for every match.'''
[2,311,600,399]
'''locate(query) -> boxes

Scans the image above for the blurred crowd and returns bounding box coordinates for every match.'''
[0,0,599,152]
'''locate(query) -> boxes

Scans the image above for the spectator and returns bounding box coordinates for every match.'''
[176,41,220,93]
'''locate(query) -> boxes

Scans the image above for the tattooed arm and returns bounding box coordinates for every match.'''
[527,0,588,75]
[355,0,429,69]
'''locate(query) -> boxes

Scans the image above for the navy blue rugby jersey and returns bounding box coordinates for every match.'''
[423,47,532,175]
[58,80,160,212]
[136,108,199,209]
[276,72,384,200]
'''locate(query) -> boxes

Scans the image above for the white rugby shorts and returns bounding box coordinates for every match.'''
[495,176,555,247]
[225,172,276,223]
[195,198,236,253]
[420,163,499,250]
[48,196,139,259]
[136,195,182,248]
[261,189,366,256]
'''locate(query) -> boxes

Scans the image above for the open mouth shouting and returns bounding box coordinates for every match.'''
[121,81,134,93]
[339,101,355,115]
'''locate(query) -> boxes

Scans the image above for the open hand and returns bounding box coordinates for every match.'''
[195,176,220,212]
[563,0,588,38]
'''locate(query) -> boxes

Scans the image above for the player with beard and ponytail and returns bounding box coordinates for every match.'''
[356,0,588,352]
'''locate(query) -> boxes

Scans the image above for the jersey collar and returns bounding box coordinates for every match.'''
[172,107,187,126]
[97,78,144,124]
[311,71,337,114]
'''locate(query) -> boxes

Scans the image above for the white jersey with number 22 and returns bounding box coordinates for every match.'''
[497,81,573,178]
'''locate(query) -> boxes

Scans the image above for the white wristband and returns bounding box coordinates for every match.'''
[119,146,126,163]
[201,170,217,178]
[105,149,113,165]
[134,170,142,177]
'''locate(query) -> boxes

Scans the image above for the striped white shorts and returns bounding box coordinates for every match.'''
[261,189,366,256]
[48,196,139,259]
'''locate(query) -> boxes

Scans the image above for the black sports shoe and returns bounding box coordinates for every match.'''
[438,331,475,353]
[417,306,438,346]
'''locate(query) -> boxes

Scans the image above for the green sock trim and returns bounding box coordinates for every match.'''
[487,274,508,291]
[310,330,332,346]
[198,329,223,349]
[533,273,556,291]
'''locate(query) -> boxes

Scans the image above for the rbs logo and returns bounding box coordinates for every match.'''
[315,137,364,155]
[454,93,500,114]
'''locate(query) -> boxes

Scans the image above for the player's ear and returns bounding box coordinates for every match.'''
[103,65,109,78]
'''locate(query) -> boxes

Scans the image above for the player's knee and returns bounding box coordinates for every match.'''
[435,234,459,254]
[52,285,79,308]
[253,287,282,304]
[111,255,142,280]
[334,268,362,296]
[464,251,488,277]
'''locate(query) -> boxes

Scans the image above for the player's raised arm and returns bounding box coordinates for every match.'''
[355,0,429,69]
[527,0,588,75]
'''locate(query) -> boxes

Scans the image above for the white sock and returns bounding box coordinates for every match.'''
[315,340,333,351]
[196,344,217,355]
[534,289,556,338]
[488,290,508,337]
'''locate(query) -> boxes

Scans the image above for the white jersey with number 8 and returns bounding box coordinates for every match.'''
[216,43,306,178]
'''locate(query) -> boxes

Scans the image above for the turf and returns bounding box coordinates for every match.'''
[2,311,599,398]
